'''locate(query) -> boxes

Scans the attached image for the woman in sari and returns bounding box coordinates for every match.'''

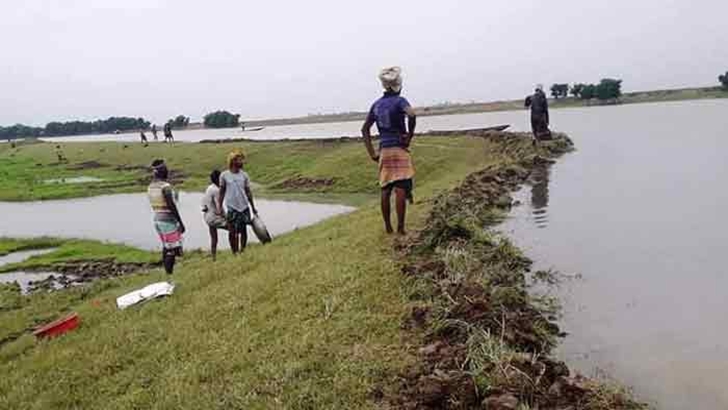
[147,159,186,274]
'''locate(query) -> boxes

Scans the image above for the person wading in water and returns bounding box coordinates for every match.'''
[147,159,186,274]
[524,84,551,141]
[151,124,158,141]
[361,66,417,235]
[217,150,258,254]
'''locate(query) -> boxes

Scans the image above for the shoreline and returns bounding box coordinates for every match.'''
[6,86,726,141]
[0,132,645,408]
[244,85,727,127]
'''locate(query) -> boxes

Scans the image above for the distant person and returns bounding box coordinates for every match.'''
[140,129,148,146]
[147,159,186,274]
[151,124,158,141]
[54,145,67,163]
[525,84,551,141]
[164,123,174,143]
[201,169,228,260]
[361,66,417,235]
[217,149,258,254]
[240,122,246,131]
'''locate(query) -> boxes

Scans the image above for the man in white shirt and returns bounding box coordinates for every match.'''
[201,170,227,260]
[218,149,258,254]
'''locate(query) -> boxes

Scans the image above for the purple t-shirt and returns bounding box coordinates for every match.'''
[367,93,411,148]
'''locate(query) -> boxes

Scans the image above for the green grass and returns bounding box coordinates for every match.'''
[0,135,518,409]
[0,238,158,273]
[0,137,492,204]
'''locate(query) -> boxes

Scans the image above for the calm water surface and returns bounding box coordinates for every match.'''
[0,194,353,251]
[499,99,728,409]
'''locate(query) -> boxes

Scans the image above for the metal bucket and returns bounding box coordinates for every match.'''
[251,214,272,244]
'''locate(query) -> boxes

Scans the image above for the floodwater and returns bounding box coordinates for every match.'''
[0,193,354,251]
[44,176,104,184]
[498,99,728,409]
[0,249,60,293]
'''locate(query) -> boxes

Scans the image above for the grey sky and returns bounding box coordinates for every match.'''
[1,0,726,126]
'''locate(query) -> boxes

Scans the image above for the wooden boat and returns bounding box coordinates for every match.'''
[241,126,265,132]
[424,124,511,136]
[33,312,80,339]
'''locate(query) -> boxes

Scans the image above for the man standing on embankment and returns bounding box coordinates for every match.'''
[361,66,417,235]
[525,84,551,141]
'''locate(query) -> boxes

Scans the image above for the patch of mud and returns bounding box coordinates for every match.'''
[21,258,158,293]
[66,160,108,170]
[384,132,643,410]
[114,164,150,172]
[274,176,336,190]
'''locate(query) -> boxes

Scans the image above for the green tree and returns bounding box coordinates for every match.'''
[570,83,585,98]
[550,83,569,99]
[595,78,622,100]
[719,72,728,89]
[203,110,240,128]
[580,84,596,100]
[167,115,190,129]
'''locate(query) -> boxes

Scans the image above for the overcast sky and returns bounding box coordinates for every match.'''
[1,0,726,126]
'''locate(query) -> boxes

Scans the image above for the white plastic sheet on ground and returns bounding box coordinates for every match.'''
[116,282,175,309]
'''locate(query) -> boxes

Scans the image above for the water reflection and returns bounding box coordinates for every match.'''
[0,194,354,250]
[529,162,551,228]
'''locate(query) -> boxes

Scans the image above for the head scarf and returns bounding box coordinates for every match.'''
[227,149,245,168]
[151,159,168,179]
[379,66,403,93]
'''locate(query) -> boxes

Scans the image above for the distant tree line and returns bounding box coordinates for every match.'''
[558,79,623,102]
[719,71,728,90]
[166,115,190,129]
[550,84,569,99]
[0,116,151,140]
[204,110,240,128]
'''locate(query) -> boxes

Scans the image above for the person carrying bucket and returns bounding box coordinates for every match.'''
[217,149,258,254]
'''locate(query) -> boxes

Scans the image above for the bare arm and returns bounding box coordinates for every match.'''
[217,178,226,216]
[163,188,185,233]
[361,116,378,162]
[245,185,257,215]
[403,105,417,147]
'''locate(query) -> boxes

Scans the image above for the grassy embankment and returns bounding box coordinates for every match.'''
[1,135,644,409]
[0,135,505,409]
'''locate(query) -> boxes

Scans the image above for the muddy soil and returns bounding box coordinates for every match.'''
[66,160,109,170]
[25,258,158,293]
[385,132,643,410]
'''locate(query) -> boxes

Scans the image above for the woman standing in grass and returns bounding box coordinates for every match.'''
[147,159,185,274]
[217,150,258,254]
[361,66,417,234]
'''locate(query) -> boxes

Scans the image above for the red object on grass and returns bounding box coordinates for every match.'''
[33,313,80,339]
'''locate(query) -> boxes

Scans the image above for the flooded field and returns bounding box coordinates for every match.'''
[0,193,354,250]
[499,99,728,409]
